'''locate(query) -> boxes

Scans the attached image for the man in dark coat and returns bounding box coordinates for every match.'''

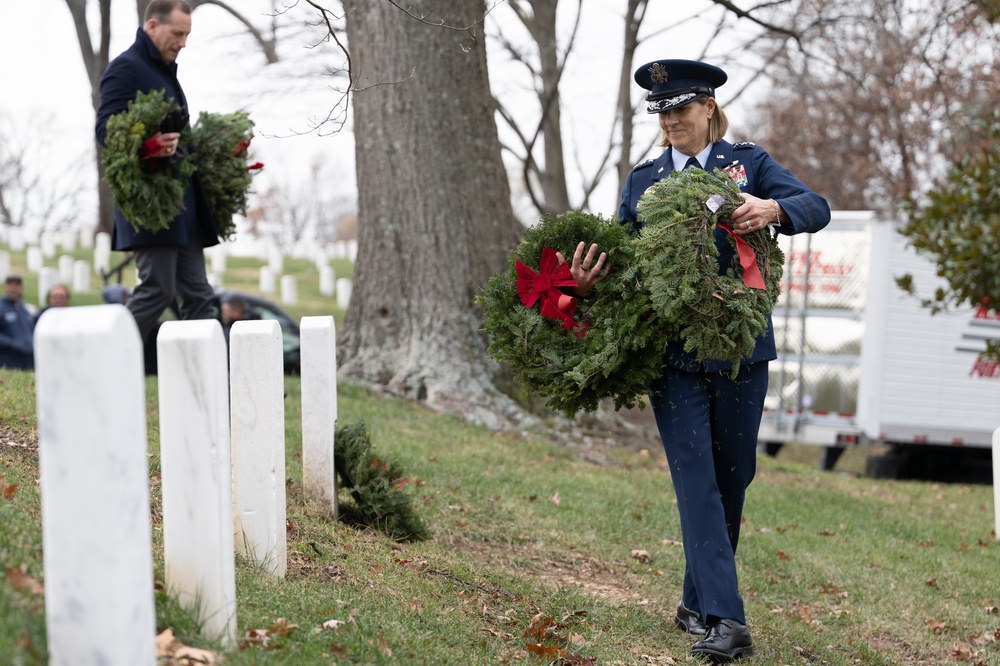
[0,274,35,370]
[95,0,218,347]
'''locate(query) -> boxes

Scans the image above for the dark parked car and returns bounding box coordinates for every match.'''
[141,290,301,375]
[216,289,301,375]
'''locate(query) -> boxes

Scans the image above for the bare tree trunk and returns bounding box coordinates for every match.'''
[341,0,526,429]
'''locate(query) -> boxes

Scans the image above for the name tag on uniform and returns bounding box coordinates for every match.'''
[724,163,748,188]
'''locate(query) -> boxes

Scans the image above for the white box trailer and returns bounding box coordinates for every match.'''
[758,212,1000,480]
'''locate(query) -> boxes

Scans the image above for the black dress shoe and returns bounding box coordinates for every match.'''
[674,603,707,636]
[691,618,754,662]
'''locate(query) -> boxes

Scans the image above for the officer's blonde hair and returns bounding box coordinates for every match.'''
[656,95,729,148]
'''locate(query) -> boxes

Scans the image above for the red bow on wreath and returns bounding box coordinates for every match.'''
[716,222,765,290]
[515,247,586,336]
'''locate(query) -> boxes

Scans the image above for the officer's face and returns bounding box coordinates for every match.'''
[146,9,191,64]
[659,98,715,156]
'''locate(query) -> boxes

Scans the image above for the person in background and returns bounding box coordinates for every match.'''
[565,60,830,662]
[101,284,132,305]
[220,293,248,346]
[36,284,71,321]
[0,274,36,370]
[95,0,219,349]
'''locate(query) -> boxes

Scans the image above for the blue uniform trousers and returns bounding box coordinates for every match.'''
[649,361,768,624]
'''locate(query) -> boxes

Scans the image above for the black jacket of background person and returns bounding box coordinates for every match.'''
[95,27,219,253]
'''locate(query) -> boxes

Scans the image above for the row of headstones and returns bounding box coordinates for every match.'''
[34,306,338,665]
[1,234,354,309]
[0,225,359,265]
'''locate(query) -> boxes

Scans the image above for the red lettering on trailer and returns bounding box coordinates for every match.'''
[788,250,856,277]
[972,304,1000,321]
[969,357,1000,378]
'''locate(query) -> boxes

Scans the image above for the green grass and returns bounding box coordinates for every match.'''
[1,241,999,664]
[1,372,998,665]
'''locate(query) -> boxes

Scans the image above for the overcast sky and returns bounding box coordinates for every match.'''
[0,0,758,233]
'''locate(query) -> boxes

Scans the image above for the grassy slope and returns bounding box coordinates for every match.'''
[1,371,998,665]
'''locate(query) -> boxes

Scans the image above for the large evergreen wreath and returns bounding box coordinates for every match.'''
[633,168,784,374]
[189,110,262,241]
[102,89,195,233]
[102,89,261,239]
[477,211,665,417]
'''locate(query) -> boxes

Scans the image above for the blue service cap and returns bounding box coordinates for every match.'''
[634,59,727,114]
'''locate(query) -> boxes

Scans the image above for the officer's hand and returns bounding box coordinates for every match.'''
[730,194,777,235]
[556,242,608,297]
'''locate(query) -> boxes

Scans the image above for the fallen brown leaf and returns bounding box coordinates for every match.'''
[0,476,17,501]
[5,565,43,595]
[630,549,650,563]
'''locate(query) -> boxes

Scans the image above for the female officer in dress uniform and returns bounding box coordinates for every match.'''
[565,59,830,662]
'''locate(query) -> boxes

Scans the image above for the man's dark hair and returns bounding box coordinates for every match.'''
[145,0,192,23]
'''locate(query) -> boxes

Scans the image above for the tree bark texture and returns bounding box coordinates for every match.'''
[341,0,525,428]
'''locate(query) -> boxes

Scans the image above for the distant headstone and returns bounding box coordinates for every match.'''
[229,320,287,577]
[72,260,91,294]
[26,246,43,273]
[346,240,358,262]
[94,232,112,275]
[0,251,9,282]
[7,226,25,251]
[300,316,338,513]
[78,224,95,249]
[268,248,283,274]
[157,320,239,646]
[280,275,297,305]
[335,277,352,308]
[34,305,157,666]
[40,231,57,259]
[39,267,59,307]
[59,229,77,252]
[58,255,74,284]
[210,244,227,275]
[259,265,275,294]
[319,265,335,297]
[208,272,223,290]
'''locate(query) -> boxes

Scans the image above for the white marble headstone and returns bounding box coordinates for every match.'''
[38,267,59,307]
[72,260,91,294]
[157,320,239,646]
[280,275,298,305]
[229,319,287,577]
[319,265,335,297]
[300,316,338,514]
[94,232,112,275]
[335,277,352,308]
[34,305,156,666]
[259,265,275,294]
[57,255,74,283]
[26,246,43,273]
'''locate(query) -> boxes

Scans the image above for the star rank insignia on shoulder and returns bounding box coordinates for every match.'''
[733,141,757,149]
[631,158,654,172]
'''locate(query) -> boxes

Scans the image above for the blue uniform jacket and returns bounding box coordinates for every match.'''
[619,139,831,372]
[96,28,218,253]
[0,297,35,370]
